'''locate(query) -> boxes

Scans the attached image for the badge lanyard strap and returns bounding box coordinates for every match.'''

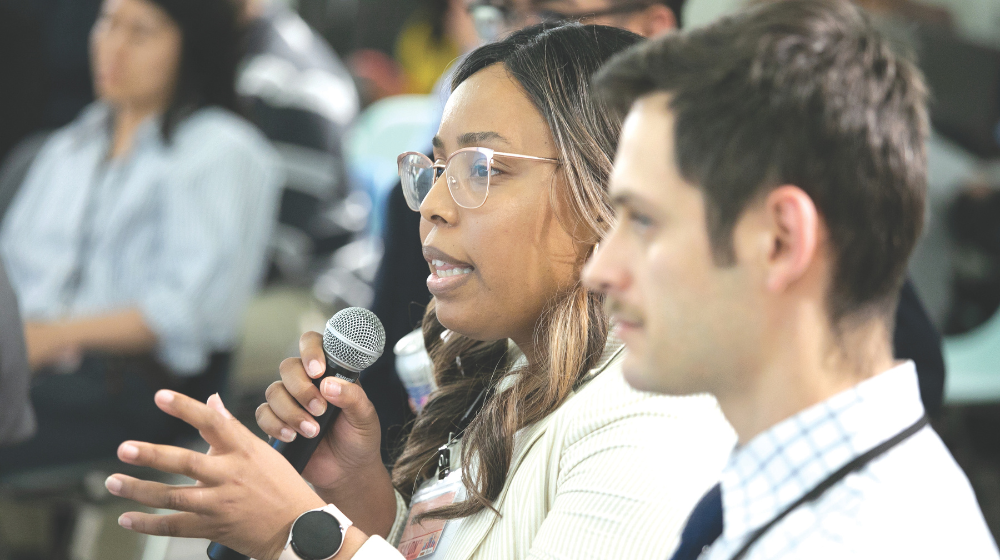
[436,385,491,480]
[727,414,930,560]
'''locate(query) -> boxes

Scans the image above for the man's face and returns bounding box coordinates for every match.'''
[582,94,764,396]
[466,0,538,43]
[532,0,675,36]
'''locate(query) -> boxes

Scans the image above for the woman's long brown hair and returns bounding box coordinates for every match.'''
[391,23,642,520]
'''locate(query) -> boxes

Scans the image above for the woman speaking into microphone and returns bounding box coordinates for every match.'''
[107,23,735,560]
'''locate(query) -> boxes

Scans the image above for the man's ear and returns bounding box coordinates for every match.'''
[638,4,678,37]
[761,185,820,294]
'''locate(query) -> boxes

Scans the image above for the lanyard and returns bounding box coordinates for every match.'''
[434,385,490,480]
[727,414,930,560]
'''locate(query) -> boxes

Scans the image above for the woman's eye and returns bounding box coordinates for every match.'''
[468,163,501,179]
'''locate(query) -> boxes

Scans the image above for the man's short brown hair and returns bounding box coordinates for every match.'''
[595,0,929,324]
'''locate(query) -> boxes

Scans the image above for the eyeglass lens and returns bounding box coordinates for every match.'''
[447,150,491,208]
[399,150,493,210]
[399,153,436,211]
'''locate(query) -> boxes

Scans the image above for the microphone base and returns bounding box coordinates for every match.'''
[207,541,250,560]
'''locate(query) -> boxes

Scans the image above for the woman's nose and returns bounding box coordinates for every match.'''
[419,171,459,226]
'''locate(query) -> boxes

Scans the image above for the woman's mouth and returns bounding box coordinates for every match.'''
[426,259,475,295]
[431,259,474,278]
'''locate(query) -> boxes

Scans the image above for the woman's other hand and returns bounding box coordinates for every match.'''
[107,391,326,560]
[255,331,397,537]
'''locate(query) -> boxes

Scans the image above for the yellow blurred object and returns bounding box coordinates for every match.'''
[396,16,461,94]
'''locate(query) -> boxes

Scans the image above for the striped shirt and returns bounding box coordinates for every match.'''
[702,362,999,560]
[355,341,738,559]
[0,103,282,374]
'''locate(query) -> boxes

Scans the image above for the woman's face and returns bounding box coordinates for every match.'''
[420,63,586,346]
[91,0,182,111]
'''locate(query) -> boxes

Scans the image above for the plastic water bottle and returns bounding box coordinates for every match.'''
[394,329,436,413]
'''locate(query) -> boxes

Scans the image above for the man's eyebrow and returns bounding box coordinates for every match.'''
[611,191,656,210]
[458,131,510,148]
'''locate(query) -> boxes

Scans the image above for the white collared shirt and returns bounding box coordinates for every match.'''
[0,103,282,374]
[702,362,999,560]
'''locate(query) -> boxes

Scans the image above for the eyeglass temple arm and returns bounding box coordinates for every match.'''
[492,151,559,163]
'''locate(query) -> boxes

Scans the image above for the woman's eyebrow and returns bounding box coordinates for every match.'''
[457,131,510,148]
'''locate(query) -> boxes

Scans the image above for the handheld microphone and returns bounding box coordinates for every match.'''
[208,307,386,560]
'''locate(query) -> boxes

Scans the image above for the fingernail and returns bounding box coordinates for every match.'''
[308,398,325,416]
[105,476,122,494]
[120,443,139,460]
[280,428,296,442]
[308,360,323,377]
[211,393,235,419]
[300,421,318,438]
[155,390,174,405]
[118,515,133,529]
[322,379,342,398]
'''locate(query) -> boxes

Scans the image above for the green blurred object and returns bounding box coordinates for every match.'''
[944,309,1000,404]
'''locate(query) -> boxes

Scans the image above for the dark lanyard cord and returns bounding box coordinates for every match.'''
[728,414,930,560]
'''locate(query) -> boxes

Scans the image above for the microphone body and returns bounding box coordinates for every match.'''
[208,307,385,560]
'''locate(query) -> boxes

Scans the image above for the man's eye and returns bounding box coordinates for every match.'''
[627,210,655,231]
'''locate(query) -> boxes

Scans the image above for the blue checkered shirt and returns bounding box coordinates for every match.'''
[701,361,999,560]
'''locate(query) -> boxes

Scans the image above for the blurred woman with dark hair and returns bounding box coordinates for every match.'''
[0,0,282,473]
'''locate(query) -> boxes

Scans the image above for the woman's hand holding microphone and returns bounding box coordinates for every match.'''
[255,331,400,539]
[107,329,398,559]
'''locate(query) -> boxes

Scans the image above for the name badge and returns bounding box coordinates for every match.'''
[398,469,464,559]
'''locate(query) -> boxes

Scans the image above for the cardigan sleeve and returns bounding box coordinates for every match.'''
[387,489,409,545]
[349,491,409,560]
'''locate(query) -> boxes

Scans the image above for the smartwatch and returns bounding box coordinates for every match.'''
[279,504,353,560]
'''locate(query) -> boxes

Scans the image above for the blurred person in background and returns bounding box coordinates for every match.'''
[531,0,683,36]
[363,0,690,465]
[0,0,282,473]
[0,260,34,448]
[396,0,474,95]
[237,0,361,281]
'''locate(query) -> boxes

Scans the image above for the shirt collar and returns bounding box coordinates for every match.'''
[502,333,625,389]
[68,102,164,155]
[719,361,924,540]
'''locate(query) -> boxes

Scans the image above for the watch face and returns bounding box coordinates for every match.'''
[291,511,343,560]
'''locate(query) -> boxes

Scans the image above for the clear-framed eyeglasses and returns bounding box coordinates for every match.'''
[535,1,658,24]
[397,147,559,211]
[465,1,539,43]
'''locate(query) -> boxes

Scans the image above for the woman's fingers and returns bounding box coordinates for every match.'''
[117,510,206,539]
[320,377,378,431]
[298,331,327,379]
[255,402,300,443]
[278,357,327,417]
[264,380,321,439]
[105,474,213,514]
[116,441,222,484]
[152,390,238,451]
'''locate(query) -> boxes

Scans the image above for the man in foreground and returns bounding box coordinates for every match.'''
[583,0,999,557]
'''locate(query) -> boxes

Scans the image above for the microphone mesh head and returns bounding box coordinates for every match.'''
[322,307,386,372]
